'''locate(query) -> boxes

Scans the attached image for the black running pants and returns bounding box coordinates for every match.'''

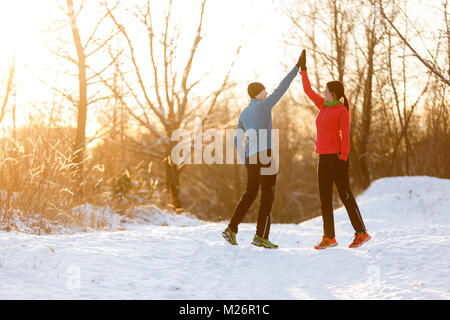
[228,150,276,239]
[318,153,366,238]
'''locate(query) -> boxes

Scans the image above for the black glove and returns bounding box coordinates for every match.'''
[296,49,307,71]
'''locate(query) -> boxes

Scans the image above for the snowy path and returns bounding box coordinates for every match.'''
[0,176,449,299]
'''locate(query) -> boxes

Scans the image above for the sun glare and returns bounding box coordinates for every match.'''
[0,1,50,62]
[0,0,290,138]
[0,1,59,132]
[0,0,441,140]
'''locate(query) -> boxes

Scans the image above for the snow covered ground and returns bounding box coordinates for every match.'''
[0,176,449,299]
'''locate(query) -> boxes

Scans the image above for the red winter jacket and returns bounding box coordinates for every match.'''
[300,70,350,161]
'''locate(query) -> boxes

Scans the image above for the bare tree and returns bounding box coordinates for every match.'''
[383,26,431,176]
[354,6,385,187]
[102,0,240,209]
[0,57,15,125]
[370,0,450,86]
[49,0,120,198]
[446,0,450,80]
[66,0,88,184]
[281,0,354,82]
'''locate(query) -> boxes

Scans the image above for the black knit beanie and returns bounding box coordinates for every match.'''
[247,82,265,98]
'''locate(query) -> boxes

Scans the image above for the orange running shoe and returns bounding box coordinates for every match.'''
[349,231,371,248]
[314,236,338,250]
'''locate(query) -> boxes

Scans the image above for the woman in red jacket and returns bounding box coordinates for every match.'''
[298,50,370,249]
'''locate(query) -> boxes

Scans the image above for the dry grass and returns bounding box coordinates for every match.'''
[0,132,124,234]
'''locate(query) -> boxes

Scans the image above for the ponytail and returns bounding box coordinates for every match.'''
[343,95,349,111]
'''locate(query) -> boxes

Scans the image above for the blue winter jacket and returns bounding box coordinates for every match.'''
[234,66,299,164]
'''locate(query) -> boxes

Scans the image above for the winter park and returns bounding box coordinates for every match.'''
[0,0,449,303]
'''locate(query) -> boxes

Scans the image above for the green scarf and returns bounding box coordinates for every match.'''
[324,100,341,107]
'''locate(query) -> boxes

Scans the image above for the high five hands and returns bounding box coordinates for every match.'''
[296,49,307,71]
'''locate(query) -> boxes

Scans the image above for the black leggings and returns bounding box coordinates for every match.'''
[318,153,366,238]
[228,150,276,239]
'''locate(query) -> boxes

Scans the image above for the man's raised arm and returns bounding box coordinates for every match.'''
[262,66,299,110]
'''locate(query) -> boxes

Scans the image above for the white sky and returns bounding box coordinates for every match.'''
[0,0,293,89]
[0,0,445,136]
[0,0,294,135]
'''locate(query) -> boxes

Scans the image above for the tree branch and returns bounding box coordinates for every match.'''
[372,0,450,86]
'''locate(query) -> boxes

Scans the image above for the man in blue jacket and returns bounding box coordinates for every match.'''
[222,51,305,248]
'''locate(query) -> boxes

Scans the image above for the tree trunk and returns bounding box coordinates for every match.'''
[0,57,15,125]
[166,151,182,210]
[358,37,375,188]
[67,0,88,198]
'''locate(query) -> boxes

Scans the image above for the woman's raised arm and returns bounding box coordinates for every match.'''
[300,70,324,110]
[298,50,324,110]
